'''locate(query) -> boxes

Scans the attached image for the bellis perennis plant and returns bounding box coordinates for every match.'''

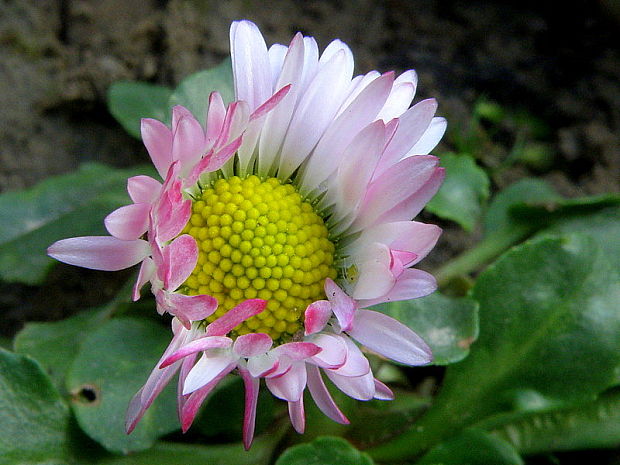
[48,20,446,449]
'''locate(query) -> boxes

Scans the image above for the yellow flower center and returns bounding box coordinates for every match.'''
[181,175,337,342]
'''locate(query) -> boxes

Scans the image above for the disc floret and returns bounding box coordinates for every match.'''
[181,175,337,342]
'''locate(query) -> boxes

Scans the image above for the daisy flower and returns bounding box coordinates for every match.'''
[48,20,445,449]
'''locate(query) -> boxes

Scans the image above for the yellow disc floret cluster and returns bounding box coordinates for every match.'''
[180,175,337,342]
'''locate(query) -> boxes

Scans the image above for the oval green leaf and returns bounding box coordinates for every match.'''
[276,437,374,465]
[66,318,178,454]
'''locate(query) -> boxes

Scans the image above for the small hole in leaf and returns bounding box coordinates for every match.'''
[73,384,100,405]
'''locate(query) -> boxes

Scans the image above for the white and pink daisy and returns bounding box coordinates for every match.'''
[48,20,445,448]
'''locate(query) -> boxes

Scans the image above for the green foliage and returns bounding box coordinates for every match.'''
[373,292,479,365]
[487,388,620,454]
[426,153,490,231]
[417,429,524,465]
[276,437,374,465]
[0,163,155,285]
[107,58,234,139]
[66,318,178,454]
[107,82,173,139]
[0,349,72,465]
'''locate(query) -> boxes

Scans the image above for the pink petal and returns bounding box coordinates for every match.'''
[274,342,322,361]
[247,352,280,378]
[349,309,432,365]
[239,367,260,450]
[127,175,162,204]
[359,268,437,307]
[180,366,233,432]
[329,336,370,377]
[301,72,394,189]
[356,155,439,229]
[133,257,155,301]
[304,300,332,335]
[373,167,446,226]
[406,117,447,156]
[165,293,218,328]
[266,362,307,402]
[325,369,375,401]
[288,399,305,434]
[233,333,273,357]
[376,70,418,121]
[160,335,232,368]
[205,299,267,336]
[374,379,394,400]
[205,92,226,147]
[104,203,150,240]
[250,84,291,121]
[141,118,172,179]
[183,353,236,395]
[177,354,197,420]
[171,112,206,171]
[376,99,438,176]
[325,279,356,332]
[308,333,347,369]
[306,365,349,424]
[48,236,149,271]
[352,247,396,300]
[162,234,198,291]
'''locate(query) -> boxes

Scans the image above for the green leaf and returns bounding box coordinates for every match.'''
[95,435,279,465]
[373,292,479,365]
[66,318,178,454]
[483,178,561,237]
[487,388,620,455]
[0,163,156,285]
[0,349,72,465]
[417,429,523,465]
[370,234,620,461]
[276,437,374,465]
[169,58,235,126]
[14,308,109,393]
[427,153,490,231]
[107,81,172,139]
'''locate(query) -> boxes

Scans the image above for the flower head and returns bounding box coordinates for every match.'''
[48,20,445,449]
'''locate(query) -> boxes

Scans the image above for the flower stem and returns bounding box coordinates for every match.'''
[434,226,532,289]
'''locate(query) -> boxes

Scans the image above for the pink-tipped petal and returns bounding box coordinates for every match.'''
[141,118,173,179]
[177,354,197,420]
[266,362,307,402]
[165,293,218,327]
[352,258,395,300]
[162,235,198,291]
[180,366,233,432]
[359,268,437,307]
[306,365,349,424]
[133,257,155,301]
[374,379,395,400]
[172,113,206,171]
[325,279,356,332]
[304,300,332,335]
[127,175,162,204]
[160,336,232,368]
[205,92,226,146]
[233,333,273,357]
[183,354,236,395]
[288,399,305,434]
[309,333,347,369]
[247,352,280,378]
[250,84,291,121]
[325,369,375,401]
[349,309,432,365]
[330,336,371,377]
[205,299,267,336]
[274,342,322,361]
[239,367,260,450]
[48,236,149,271]
[407,116,447,156]
[104,203,150,240]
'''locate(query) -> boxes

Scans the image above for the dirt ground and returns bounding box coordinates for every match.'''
[1,0,619,332]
